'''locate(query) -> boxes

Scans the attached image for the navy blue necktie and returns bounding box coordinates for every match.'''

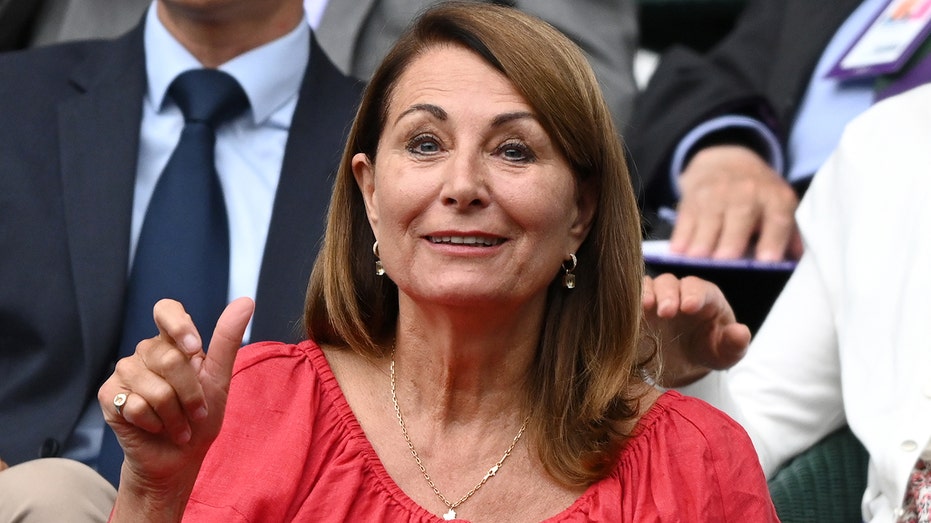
[97,69,249,486]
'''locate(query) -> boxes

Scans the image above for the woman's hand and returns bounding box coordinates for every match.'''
[642,274,751,388]
[99,297,254,520]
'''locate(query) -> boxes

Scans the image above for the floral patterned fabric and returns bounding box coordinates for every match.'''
[900,458,931,523]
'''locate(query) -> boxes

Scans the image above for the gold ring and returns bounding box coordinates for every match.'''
[113,393,128,417]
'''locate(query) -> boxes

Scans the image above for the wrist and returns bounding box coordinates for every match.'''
[109,465,197,523]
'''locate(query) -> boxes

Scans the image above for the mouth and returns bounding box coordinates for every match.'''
[427,235,505,247]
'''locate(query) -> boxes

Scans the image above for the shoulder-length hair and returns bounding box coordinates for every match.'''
[305,1,645,487]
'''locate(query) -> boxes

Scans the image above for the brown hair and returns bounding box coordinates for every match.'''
[305,1,645,487]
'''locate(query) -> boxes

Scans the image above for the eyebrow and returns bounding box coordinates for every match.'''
[395,105,536,128]
[396,103,447,124]
[491,111,535,128]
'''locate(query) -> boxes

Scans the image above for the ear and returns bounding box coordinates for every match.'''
[352,152,379,230]
[568,177,597,252]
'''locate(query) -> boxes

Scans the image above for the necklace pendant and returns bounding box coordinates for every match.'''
[443,508,457,520]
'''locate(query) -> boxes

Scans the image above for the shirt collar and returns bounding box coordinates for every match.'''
[143,3,310,125]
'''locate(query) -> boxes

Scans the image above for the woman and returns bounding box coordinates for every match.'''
[99,3,777,521]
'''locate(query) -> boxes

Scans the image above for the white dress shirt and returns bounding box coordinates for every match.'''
[681,83,931,522]
[64,3,310,464]
[135,3,309,343]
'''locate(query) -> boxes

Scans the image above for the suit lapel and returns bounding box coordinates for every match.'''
[59,26,146,369]
[251,33,363,343]
[771,0,866,118]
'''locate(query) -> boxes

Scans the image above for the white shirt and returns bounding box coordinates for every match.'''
[134,3,309,343]
[681,83,931,522]
[64,3,310,464]
[304,0,329,28]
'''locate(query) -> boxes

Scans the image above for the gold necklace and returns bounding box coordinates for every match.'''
[390,357,528,520]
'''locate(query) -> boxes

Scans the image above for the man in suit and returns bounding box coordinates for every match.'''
[625,0,913,331]
[646,82,931,522]
[629,0,867,260]
[0,0,361,517]
[314,0,640,130]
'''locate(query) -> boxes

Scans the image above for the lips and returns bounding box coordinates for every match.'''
[427,235,505,246]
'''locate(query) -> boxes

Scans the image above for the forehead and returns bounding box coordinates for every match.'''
[387,44,530,117]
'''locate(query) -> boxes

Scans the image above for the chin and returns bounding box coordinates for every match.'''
[408,282,532,310]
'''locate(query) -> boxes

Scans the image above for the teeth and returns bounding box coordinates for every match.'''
[430,236,502,246]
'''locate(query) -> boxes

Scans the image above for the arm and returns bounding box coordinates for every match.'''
[629,0,842,259]
[516,0,638,131]
[628,0,788,209]
[719,250,844,476]
[99,298,254,522]
[676,152,847,476]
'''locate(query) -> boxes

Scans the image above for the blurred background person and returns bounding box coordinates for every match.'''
[645,82,931,522]
[0,0,361,517]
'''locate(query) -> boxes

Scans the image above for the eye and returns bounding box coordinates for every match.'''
[496,141,536,163]
[406,134,442,156]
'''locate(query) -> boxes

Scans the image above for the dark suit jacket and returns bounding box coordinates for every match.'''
[0,22,362,465]
[627,0,863,220]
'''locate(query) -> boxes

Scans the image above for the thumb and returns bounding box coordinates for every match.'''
[203,297,255,384]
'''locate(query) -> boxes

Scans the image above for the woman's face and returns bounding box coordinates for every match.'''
[354,44,595,311]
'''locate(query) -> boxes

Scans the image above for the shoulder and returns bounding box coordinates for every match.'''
[617,391,778,520]
[222,340,350,448]
[0,39,109,84]
[633,390,755,452]
[845,84,931,144]
[824,84,931,193]
[191,340,371,518]
[232,339,332,385]
[0,31,141,103]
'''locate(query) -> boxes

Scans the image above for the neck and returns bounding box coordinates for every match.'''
[157,1,303,68]
[392,295,545,426]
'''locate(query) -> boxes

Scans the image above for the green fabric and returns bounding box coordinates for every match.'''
[768,425,869,523]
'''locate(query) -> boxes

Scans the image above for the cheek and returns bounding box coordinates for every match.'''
[372,177,432,240]
[506,183,578,236]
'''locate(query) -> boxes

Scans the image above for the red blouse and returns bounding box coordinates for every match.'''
[186,341,778,522]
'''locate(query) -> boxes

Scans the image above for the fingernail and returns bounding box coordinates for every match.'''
[177,428,191,444]
[757,252,779,263]
[193,405,208,420]
[182,334,200,353]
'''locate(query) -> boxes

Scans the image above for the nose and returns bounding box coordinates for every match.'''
[439,151,490,209]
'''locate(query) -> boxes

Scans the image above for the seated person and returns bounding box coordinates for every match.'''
[644,82,931,522]
[0,0,360,519]
[630,0,919,261]
[97,4,778,521]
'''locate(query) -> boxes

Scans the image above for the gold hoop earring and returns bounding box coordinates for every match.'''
[373,241,385,276]
[562,253,577,289]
